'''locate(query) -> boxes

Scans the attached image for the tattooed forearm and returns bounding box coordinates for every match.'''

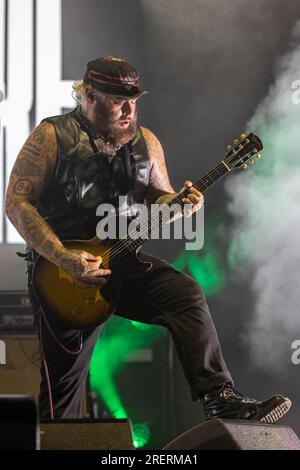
[7,200,66,265]
[42,240,56,258]
[41,240,65,261]
[19,208,49,246]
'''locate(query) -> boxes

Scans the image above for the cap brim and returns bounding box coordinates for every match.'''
[101,90,148,99]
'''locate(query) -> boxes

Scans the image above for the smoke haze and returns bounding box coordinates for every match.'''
[226,21,300,370]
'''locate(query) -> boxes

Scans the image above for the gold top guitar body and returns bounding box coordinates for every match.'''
[32,237,151,330]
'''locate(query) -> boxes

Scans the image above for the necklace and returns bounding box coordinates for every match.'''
[76,107,122,156]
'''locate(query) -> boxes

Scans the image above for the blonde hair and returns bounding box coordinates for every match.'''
[72,80,89,105]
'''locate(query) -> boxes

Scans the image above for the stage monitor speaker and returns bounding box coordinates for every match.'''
[0,395,39,449]
[163,418,300,450]
[0,335,41,398]
[40,418,135,450]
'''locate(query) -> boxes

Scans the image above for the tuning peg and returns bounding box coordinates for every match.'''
[233,139,239,145]
[249,159,255,164]
[227,145,232,150]
[242,163,248,170]
[240,133,247,139]
[256,153,261,159]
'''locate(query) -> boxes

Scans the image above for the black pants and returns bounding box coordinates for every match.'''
[27,251,233,418]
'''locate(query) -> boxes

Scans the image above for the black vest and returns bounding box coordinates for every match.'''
[38,109,150,240]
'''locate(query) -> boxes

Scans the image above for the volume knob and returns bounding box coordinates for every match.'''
[72,308,82,316]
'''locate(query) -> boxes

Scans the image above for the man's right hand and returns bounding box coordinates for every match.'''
[58,249,111,288]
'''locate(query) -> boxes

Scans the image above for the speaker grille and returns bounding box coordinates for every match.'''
[40,418,134,450]
[163,418,300,450]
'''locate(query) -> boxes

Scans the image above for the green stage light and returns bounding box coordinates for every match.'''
[89,316,165,422]
[132,423,151,449]
[130,320,154,331]
[173,249,226,298]
[172,211,229,298]
[187,251,226,296]
[89,340,128,418]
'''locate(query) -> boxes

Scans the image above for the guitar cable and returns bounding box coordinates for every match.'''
[25,250,83,419]
[38,309,54,419]
[37,304,83,420]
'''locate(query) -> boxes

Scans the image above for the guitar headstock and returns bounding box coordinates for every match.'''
[225,133,263,170]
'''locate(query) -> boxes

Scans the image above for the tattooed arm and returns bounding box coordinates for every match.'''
[5,122,65,261]
[5,122,110,284]
[141,127,176,205]
[141,127,204,218]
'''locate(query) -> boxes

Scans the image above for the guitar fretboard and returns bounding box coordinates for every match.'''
[117,160,229,254]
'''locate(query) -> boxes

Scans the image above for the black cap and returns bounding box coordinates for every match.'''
[83,55,148,99]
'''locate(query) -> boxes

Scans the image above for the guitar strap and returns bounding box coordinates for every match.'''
[124,143,134,208]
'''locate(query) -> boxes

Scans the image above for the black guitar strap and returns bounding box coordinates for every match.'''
[124,143,134,208]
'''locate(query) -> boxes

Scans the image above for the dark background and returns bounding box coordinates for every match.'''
[3,0,300,448]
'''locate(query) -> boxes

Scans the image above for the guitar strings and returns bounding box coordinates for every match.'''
[104,153,236,264]
[99,143,254,266]
[123,143,256,254]
[99,163,225,266]
[99,164,225,266]
[100,146,250,266]
[99,149,247,266]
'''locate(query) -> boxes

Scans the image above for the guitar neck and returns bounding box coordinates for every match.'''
[120,160,230,253]
[167,160,229,205]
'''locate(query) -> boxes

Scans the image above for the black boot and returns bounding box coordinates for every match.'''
[202,384,291,423]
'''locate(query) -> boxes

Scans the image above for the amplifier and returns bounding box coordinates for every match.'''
[0,290,34,332]
[40,418,134,450]
[0,335,41,398]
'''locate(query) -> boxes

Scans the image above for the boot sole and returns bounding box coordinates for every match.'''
[260,398,292,424]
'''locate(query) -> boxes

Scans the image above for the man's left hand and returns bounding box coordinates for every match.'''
[180,180,204,217]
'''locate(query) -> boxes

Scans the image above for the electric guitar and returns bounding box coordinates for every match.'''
[32,133,263,330]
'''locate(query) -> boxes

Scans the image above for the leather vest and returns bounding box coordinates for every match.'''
[38,109,150,240]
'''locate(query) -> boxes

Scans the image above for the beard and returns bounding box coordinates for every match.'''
[93,98,138,146]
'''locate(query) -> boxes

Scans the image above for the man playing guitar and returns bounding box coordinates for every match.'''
[5,55,291,422]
